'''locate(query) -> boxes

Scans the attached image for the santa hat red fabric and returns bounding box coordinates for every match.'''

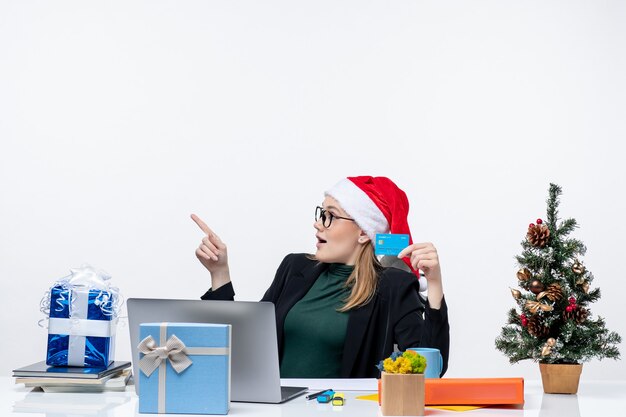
[325,176,417,277]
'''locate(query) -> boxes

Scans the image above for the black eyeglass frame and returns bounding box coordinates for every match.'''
[315,206,355,228]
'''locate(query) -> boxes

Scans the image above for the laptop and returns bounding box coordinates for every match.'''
[127,298,308,403]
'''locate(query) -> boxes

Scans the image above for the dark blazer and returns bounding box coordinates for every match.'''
[201,253,449,378]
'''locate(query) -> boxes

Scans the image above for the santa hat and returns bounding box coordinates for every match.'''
[325,176,418,278]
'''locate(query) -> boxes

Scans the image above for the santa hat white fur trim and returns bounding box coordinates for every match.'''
[324,178,389,241]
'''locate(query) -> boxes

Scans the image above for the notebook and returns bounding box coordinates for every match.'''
[12,360,131,379]
[127,298,308,403]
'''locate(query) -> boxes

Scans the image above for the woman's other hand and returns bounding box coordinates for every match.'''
[398,242,443,308]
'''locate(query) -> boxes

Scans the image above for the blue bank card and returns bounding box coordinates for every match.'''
[375,234,410,256]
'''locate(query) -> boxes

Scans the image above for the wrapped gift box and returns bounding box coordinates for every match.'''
[425,377,525,405]
[46,285,116,367]
[378,377,525,406]
[138,322,231,415]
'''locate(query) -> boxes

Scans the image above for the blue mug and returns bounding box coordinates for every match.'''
[407,347,443,378]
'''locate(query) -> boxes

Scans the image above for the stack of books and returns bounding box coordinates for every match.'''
[13,361,132,393]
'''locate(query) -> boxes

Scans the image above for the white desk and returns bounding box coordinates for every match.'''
[2,377,625,417]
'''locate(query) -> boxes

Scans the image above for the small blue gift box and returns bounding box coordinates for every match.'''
[47,285,116,367]
[138,322,231,415]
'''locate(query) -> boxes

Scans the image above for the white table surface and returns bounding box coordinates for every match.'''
[2,377,625,417]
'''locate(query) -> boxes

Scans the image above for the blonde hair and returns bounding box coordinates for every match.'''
[338,242,381,311]
[307,244,382,311]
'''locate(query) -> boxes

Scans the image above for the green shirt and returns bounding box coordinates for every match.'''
[279,263,354,378]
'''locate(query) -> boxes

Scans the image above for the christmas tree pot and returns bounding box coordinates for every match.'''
[381,372,425,416]
[539,363,583,394]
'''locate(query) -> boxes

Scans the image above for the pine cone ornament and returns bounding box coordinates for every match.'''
[563,307,589,324]
[527,223,550,248]
[527,315,549,337]
[544,283,563,302]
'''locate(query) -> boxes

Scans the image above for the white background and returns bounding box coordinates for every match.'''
[1,0,625,380]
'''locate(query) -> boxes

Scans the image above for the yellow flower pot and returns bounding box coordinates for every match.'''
[380,372,425,416]
[539,363,583,394]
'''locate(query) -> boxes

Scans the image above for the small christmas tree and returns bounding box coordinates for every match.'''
[495,184,621,364]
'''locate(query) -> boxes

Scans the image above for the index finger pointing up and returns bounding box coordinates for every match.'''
[191,213,213,235]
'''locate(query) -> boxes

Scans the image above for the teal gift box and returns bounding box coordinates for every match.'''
[138,322,231,415]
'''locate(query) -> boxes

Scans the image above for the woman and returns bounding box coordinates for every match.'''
[193,176,449,378]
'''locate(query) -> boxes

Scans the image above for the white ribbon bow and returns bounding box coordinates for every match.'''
[138,334,193,377]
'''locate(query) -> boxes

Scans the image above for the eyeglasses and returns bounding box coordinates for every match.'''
[315,206,355,228]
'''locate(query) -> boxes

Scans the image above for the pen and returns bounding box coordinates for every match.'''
[306,389,333,400]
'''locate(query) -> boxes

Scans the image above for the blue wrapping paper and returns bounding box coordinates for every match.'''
[138,322,231,415]
[46,269,119,368]
[41,264,122,368]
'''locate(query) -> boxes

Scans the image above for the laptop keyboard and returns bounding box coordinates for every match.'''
[280,386,308,401]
